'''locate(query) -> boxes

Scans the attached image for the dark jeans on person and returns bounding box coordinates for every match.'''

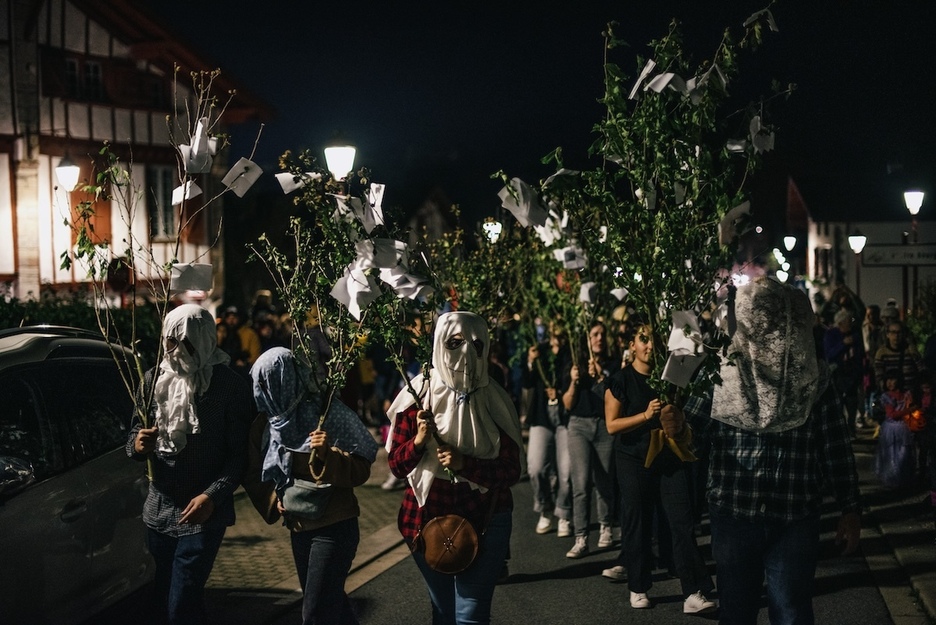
[709,507,821,625]
[290,516,361,625]
[616,454,713,598]
[146,524,227,625]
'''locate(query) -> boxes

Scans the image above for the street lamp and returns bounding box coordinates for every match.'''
[482,217,503,243]
[324,143,356,182]
[55,154,80,192]
[848,231,867,299]
[783,236,796,252]
[903,190,924,314]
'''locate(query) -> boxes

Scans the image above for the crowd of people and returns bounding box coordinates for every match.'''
[125,280,936,625]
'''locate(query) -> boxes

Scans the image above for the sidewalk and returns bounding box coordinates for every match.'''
[850,429,936,624]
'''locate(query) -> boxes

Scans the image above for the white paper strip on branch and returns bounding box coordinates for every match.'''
[275,171,321,194]
[377,266,432,300]
[171,181,202,206]
[579,281,598,304]
[497,177,548,228]
[178,117,217,174]
[221,158,263,197]
[534,209,564,247]
[170,262,213,293]
[662,352,707,388]
[644,72,687,95]
[749,116,775,153]
[611,287,629,301]
[333,193,384,234]
[354,239,408,269]
[718,201,750,246]
[686,64,727,105]
[629,59,657,99]
[667,310,703,354]
[725,139,747,153]
[365,183,387,234]
[553,245,586,270]
[543,168,580,187]
[743,8,779,32]
[330,266,381,320]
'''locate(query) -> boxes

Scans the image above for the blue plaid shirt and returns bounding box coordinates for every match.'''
[684,380,860,523]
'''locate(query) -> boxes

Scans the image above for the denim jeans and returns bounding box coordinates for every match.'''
[709,507,821,625]
[412,510,512,625]
[527,424,572,519]
[146,524,227,625]
[290,517,360,625]
[566,416,614,536]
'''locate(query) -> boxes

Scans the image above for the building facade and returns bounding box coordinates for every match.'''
[0,0,267,302]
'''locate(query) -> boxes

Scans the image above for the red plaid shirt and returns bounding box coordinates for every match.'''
[388,407,521,543]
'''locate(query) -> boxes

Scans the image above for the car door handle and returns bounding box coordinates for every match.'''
[60,500,87,523]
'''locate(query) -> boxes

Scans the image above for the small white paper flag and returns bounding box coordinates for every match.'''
[275,171,321,194]
[170,262,213,292]
[667,310,703,354]
[661,353,707,388]
[579,281,598,303]
[171,181,202,206]
[498,177,548,228]
[718,201,750,246]
[355,239,407,269]
[629,59,657,100]
[330,266,381,320]
[221,158,263,197]
[611,287,629,301]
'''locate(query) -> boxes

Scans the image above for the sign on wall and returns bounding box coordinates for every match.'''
[862,244,936,267]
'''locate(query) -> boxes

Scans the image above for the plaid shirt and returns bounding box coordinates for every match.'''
[684,380,861,523]
[126,365,254,537]
[388,407,521,543]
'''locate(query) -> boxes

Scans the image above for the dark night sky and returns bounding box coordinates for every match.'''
[142,0,936,226]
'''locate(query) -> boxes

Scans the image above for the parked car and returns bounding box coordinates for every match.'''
[0,326,154,625]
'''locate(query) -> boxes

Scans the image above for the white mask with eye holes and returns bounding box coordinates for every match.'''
[436,328,487,395]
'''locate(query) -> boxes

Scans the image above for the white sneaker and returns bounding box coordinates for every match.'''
[565,536,589,559]
[535,514,553,534]
[557,518,572,538]
[630,592,651,609]
[598,524,614,548]
[683,591,717,614]
[601,564,627,581]
[380,474,405,490]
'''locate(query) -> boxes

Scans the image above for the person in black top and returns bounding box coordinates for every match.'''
[604,322,715,614]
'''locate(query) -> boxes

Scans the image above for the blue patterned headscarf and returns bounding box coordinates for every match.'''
[250,347,378,490]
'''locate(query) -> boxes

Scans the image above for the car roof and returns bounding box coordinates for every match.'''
[0,326,138,372]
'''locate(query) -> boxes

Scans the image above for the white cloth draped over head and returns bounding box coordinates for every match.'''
[153,304,230,455]
[385,311,524,507]
[711,277,820,432]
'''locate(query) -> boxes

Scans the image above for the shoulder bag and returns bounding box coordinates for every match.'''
[412,490,498,575]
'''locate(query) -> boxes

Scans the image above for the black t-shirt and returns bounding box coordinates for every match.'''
[606,366,657,461]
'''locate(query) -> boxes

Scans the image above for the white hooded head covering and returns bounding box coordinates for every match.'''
[385,311,524,506]
[711,277,820,432]
[153,304,230,455]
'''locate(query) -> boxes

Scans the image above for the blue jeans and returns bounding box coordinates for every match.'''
[146,525,227,625]
[527,424,572,519]
[413,511,512,625]
[709,507,820,625]
[566,416,614,536]
[290,517,360,625]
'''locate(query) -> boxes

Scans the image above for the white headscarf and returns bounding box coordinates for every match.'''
[711,277,820,432]
[153,304,230,455]
[385,311,524,506]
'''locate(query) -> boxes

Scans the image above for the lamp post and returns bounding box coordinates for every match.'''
[848,231,867,299]
[904,190,924,315]
[482,217,503,243]
[323,142,356,184]
[55,154,80,192]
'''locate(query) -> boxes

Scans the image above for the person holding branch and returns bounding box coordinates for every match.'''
[385,311,524,625]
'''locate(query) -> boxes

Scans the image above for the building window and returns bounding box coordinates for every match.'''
[147,165,176,240]
[65,58,80,98]
[84,61,103,101]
